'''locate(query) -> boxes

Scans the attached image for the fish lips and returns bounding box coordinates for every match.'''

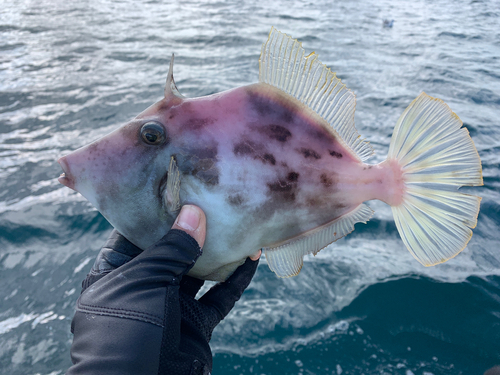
[57,156,76,191]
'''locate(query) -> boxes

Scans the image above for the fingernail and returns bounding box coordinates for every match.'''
[175,205,200,231]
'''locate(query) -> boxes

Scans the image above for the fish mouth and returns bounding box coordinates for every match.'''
[57,156,76,191]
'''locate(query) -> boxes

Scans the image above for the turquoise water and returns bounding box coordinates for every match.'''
[1,0,500,374]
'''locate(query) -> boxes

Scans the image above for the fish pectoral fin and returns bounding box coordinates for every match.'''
[263,204,374,278]
[259,27,374,161]
[163,156,181,214]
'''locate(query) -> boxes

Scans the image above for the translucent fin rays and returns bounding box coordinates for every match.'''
[388,93,483,266]
[259,27,374,162]
[264,204,374,278]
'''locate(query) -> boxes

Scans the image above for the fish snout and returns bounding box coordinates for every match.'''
[57,155,75,191]
[56,143,107,194]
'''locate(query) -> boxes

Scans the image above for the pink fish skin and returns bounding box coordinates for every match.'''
[58,29,482,281]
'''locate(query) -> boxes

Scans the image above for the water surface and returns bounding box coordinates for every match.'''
[1,0,499,374]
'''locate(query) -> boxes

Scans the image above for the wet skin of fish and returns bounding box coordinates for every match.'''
[57,28,483,281]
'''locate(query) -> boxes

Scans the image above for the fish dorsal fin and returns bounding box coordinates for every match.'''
[263,204,374,278]
[259,27,374,161]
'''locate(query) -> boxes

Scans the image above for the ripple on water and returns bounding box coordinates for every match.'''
[1,0,500,374]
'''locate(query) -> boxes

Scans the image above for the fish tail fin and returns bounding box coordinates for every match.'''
[387,93,483,266]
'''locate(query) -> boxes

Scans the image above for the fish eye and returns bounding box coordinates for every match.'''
[140,122,166,145]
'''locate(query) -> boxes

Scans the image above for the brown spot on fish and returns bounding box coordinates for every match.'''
[320,173,333,187]
[267,171,299,202]
[227,194,245,206]
[299,148,321,159]
[177,145,219,186]
[197,146,218,159]
[307,126,334,143]
[287,172,299,182]
[329,150,343,159]
[195,158,214,171]
[233,141,276,166]
[333,202,347,212]
[163,106,178,120]
[306,197,322,206]
[233,141,255,156]
[268,180,293,192]
[247,89,275,116]
[262,153,276,165]
[246,85,300,123]
[281,109,294,124]
[263,124,292,142]
[267,181,296,202]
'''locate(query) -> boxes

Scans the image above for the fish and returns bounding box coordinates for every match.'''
[57,28,483,281]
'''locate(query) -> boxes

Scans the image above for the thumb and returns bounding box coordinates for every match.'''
[171,205,207,249]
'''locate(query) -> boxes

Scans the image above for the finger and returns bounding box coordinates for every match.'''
[180,275,205,298]
[82,229,143,292]
[139,230,201,281]
[132,205,206,282]
[249,249,262,261]
[199,257,259,319]
[102,230,143,264]
[92,229,142,273]
[93,229,142,272]
[171,205,207,248]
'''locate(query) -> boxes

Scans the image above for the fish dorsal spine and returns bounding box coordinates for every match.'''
[165,53,184,100]
[259,27,374,162]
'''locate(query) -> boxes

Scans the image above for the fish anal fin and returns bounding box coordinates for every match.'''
[259,27,374,161]
[264,204,374,278]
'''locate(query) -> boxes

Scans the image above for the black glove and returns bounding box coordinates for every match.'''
[67,227,259,375]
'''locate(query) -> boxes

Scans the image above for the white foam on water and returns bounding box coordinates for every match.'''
[73,257,92,274]
[0,313,38,335]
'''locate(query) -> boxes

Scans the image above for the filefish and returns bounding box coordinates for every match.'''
[57,28,483,281]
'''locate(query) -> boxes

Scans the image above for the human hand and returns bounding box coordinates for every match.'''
[67,205,260,375]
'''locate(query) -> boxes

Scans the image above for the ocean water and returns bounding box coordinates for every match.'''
[1,0,499,374]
